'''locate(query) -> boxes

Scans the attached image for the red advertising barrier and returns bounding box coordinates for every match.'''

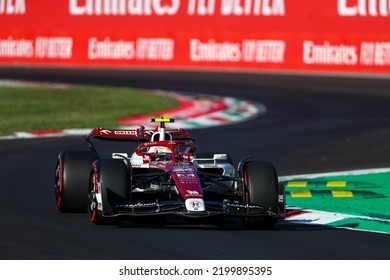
[1,0,390,74]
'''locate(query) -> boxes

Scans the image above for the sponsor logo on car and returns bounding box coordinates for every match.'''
[190,200,201,209]
[124,202,157,208]
[114,130,137,135]
[173,166,194,172]
[100,129,111,134]
[226,202,264,209]
[185,190,202,197]
[185,198,205,211]
[201,164,218,168]
[177,173,196,178]
[213,154,228,160]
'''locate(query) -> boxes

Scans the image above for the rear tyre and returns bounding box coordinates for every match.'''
[54,151,97,213]
[242,161,279,228]
[88,159,129,225]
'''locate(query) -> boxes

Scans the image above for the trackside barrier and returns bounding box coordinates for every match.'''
[0,0,390,74]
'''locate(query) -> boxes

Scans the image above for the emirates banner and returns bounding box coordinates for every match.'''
[1,0,390,74]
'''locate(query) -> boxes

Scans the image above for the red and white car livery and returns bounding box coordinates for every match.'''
[55,117,285,227]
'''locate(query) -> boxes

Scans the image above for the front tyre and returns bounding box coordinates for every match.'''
[242,161,279,228]
[88,159,129,225]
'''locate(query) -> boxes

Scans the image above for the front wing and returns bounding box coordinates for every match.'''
[100,200,285,219]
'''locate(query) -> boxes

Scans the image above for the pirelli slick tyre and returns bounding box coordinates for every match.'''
[88,159,129,225]
[54,151,97,213]
[242,161,279,228]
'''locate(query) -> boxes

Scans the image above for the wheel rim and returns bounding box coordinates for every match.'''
[88,173,98,222]
[54,160,63,210]
[243,170,249,203]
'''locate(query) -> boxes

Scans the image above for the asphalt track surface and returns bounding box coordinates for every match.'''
[0,67,389,260]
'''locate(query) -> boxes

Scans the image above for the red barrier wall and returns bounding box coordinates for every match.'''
[1,0,390,74]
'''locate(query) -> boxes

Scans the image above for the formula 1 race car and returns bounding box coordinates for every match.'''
[54,118,285,227]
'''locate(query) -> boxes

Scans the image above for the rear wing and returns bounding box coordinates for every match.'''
[86,127,149,142]
[87,117,194,142]
[85,127,195,143]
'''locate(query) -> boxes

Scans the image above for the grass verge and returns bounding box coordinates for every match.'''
[0,85,179,136]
